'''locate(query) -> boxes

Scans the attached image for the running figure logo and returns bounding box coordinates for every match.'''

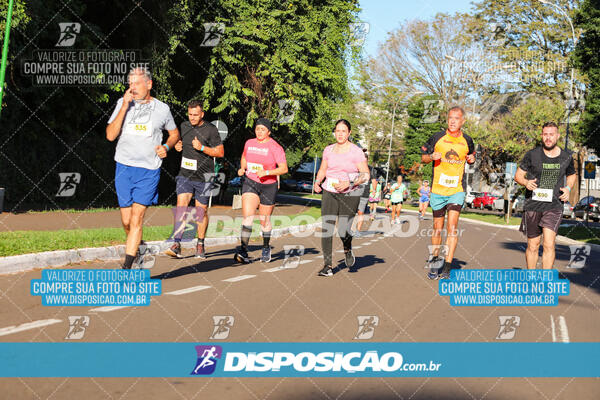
[210,316,234,340]
[65,316,89,340]
[191,345,222,375]
[201,23,225,47]
[496,316,520,340]
[354,315,379,340]
[421,100,444,124]
[56,23,81,47]
[282,245,305,269]
[56,173,81,197]
[487,22,511,47]
[349,22,370,46]
[568,245,591,269]
[168,207,199,243]
[276,99,299,124]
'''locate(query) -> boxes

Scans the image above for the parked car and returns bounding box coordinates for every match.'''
[465,191,482,208]
[563,201,574,219]
[281,179,298,191]
[228,177,242,187]
[572,196,600,221]
[296,181,313,193]
[513,195,525,214]
[492,195,525,213]
[472,192,498,210]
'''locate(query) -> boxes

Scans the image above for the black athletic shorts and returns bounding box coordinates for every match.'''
[242,178,278,206]
[391,201,403,206]
[519,208,562,239]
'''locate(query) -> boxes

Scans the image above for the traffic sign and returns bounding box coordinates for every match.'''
[505,162,517,179]
[584,162,596,180]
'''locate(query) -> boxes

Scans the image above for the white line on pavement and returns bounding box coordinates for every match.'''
[0,319,62,337]
[550,315,570,343]
[166,285,212,296]
[222,275,256,282]
[90,306,129,313]
[557,316,570,343]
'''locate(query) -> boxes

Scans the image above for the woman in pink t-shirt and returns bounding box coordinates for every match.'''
[314,119,370,277]
[234,118,288,264]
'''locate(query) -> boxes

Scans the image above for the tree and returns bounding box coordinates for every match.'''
[573,0,600,154]
[363,13,500,107]
[471,0,583,98]
[402,95,445,183]
[0,0,361,210]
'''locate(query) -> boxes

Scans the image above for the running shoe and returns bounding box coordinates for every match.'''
[344,249,355,268]
[427,270,439,280]
[164,242,181,258]
[318,266,333,277]
[195,242,206,259]
[261,246,272,263]
[426,255,443,280]
[134,240,148,267]
[439,262,452,279]
[234,248,250,264]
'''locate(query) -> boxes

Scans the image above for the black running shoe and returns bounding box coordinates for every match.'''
[318,266,333,277]
[344,249,355,268]
[195,242,206,259]
[164,242,181,258]
[234,248,250,264]
[261,246,272,263]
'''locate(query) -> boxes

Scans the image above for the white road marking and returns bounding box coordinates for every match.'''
[353,246,362,249]
[222,275,256,282]
[0,319,62,337]
[505,237,512,241]
[557,316,570,343]
[90,306,129,313]
[166,285,211,296]
[263,266,283,272]
[262,259,314,273]
[550,315,570,343]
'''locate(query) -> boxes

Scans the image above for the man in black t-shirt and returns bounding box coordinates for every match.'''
[165,100,224,258]
[515,122,576,269]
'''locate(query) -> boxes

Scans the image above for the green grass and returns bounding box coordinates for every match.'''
[386,202,521,225]
[558,226,600,245]
[0,207,321,257]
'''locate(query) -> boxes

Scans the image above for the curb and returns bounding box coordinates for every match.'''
[0,222,321,275]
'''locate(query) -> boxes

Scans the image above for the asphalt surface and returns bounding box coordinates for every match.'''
[1,212,599,399]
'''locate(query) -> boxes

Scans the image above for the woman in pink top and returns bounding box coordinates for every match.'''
[234,118,288,264]
[314,119,370,277]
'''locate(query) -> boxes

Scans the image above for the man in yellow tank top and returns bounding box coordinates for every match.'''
[421,107,476,279]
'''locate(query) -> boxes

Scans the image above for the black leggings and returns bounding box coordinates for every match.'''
[321,189,361,266]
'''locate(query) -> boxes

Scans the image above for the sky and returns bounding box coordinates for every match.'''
[358,0,476,58]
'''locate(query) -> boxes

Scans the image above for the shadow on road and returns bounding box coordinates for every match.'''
[151,245,321,280]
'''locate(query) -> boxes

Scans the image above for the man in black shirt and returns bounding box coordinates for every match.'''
[165,100,224,258]
[515,122,576,269]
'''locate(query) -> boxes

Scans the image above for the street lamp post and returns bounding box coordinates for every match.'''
[384,100,399,188]
[539,0,578,150]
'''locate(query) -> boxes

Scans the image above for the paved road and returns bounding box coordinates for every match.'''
[1,212,599,399]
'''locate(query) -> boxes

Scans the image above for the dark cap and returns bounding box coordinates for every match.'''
[255,117,272,132]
